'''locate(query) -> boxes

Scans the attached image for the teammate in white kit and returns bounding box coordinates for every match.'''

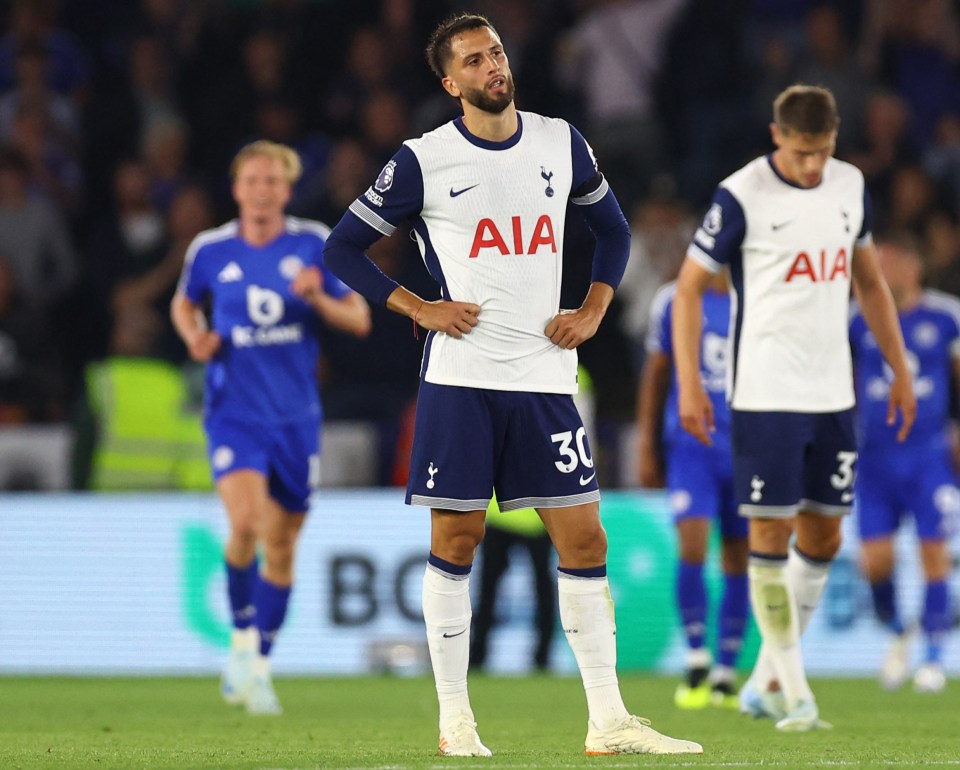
[672,85,916,731]
[325,12,702,758]
[172,141,370,714]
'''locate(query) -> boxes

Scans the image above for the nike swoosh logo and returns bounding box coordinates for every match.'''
[442,629,467,638]
[771,220,793,231]
[579,472,596,486]
[449,185,478,198]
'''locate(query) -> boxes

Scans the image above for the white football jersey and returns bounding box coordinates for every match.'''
[687,156,872,412]
[347,112,607,394]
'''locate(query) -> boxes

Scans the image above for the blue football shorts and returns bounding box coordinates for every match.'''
[666,439,746,538]
[204,413,321,513]
[731,409,857,518]
[856,442,960,541]
[406,382,600,511]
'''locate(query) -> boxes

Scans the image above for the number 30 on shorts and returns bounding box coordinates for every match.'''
[551,428,594,474]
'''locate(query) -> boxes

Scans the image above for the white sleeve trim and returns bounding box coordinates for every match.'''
[687,245,722,274]
[348,200,397,236]
[570,176,609,206]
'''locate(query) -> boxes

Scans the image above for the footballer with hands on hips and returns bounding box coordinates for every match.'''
[324,10,703,759]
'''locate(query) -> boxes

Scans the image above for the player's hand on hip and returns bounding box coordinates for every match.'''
[678,386,715,446]
[544,307,601,349]
[290,265,324,301]
[887,372,917,442]
[416,300,480,338]
[187,330,222,362]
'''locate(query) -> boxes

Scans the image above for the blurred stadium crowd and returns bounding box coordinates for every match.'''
[2,0,960,489]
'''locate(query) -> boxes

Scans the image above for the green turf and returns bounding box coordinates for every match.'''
[1,675,958,769]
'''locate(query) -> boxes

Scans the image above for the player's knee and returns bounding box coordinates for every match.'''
[799,528,842,561]
[261,534,296,573]
[562,522,607,566]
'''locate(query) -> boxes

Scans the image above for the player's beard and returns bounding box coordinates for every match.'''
[461,73,516,114]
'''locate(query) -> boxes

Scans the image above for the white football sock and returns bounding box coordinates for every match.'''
[748,556,813,708]
[558,573,628,731]
[787,544,832,632]
[752,545,832,691]
[422,565,473,729]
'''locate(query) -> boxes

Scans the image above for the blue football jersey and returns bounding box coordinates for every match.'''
[850,290,960,448]
[178,216,351,424]
[646,281,731,447]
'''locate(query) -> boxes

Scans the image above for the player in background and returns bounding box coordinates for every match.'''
[324,12,702,758]
[171,141,370,714]
[637,272,749,710]
[672,84,915,731]
[850,232,960,694]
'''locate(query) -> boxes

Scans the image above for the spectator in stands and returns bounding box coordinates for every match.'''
[0,143,77,315]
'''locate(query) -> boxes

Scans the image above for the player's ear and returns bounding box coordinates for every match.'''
[441,76,461,99]
[770,122,783,147]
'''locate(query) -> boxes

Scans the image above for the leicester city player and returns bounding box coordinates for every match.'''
[850,232,960,694]
[637,273,749,710]
[171,141,370,714]
[672,84,915,731]
[325,12,701,758]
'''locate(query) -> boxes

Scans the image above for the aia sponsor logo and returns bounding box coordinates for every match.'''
[785,247,849,282]
[469,215,557,258]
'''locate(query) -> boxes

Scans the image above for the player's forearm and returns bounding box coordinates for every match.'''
[315,292,372,337]
[170,293,204,346]
[579,281,615,322]
[323,227,399,306]
[859,281,911,379]
[637,354,669,454]
[672,276,706,394]
[385,286,427,320]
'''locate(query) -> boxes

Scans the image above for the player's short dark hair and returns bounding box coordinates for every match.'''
[773,84,840,135]
[425,12,497,78]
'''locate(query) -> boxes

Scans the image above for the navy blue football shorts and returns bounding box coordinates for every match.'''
[205,413,321,513]
[405,382,600,512]
[667,439,746,538]
[731,408,857,519]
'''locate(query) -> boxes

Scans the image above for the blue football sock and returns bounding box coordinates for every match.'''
[717,572,748,668]
[677,560,707,653]
[254,575,292,657]
[922,580,950,664]
[870,578,904,635]
[226,557,258,630]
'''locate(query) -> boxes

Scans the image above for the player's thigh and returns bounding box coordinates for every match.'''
[910,448,960,542]
[406,383,496,511]
[267,418,321,515]
[495,392,599,510]
[801,409,858,515]
[854,452,902,542]
[217,469,271,533]
[732,410,807,519]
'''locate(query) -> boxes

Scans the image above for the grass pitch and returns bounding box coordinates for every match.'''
[1,674,958,770]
